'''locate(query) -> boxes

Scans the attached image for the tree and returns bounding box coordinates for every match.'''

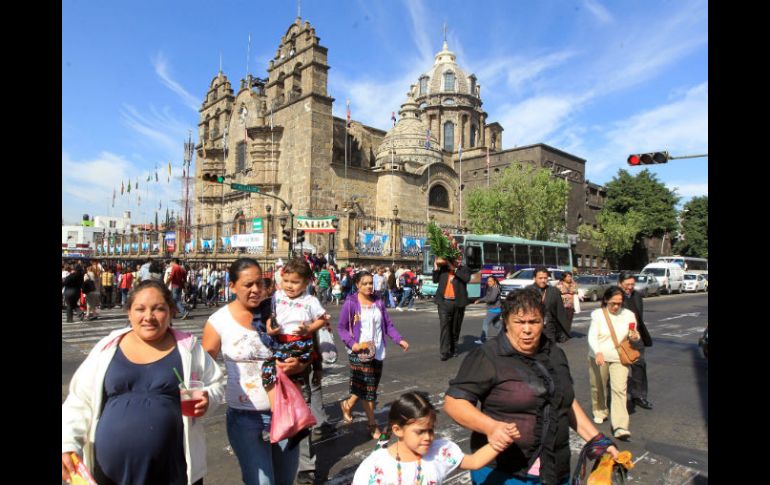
[673,196,708,258]
[579,211,645,269]
[465,163,569,240]
[602,169,679,237]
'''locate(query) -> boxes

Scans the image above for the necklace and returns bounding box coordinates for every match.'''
[395,442,422,485]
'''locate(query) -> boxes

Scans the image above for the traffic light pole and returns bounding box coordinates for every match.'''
[668,153,708,160]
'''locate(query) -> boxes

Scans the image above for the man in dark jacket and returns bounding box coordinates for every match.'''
[526,267,570,342]
[619,272,653,410]
[433,257,472,360]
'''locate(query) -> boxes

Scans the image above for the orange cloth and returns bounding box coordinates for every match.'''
[443,270,456,299]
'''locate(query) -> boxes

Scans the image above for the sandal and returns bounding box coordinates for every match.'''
[367,424,383,440]
[339,399,353,423]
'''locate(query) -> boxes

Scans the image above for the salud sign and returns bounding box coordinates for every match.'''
[296,216,337,233]
[252,218,263,233]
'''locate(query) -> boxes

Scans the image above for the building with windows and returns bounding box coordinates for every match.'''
[190,17,618,267]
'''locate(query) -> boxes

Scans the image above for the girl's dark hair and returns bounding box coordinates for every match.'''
[601,286,625,307]
[229,257,262,283]
[126,280,176,316]
[353,270,373,287]
[560,271,573,281]
[487,276,499,285]
[388,391,437,430]
[500,288,545,330]
[282,257,313,281]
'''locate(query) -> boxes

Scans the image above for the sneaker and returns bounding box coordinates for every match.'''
[295,471,316,485]
[593,416,605,424]
[396,307,404,312]
[613,428,631,440]
[474,339,484,344]
[408,308,416,311]
[181,311,191,320]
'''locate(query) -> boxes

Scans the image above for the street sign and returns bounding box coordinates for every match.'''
[230,183,260,193]
[252,218,263,233]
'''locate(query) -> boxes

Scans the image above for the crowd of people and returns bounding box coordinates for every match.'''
[63,252,651,485]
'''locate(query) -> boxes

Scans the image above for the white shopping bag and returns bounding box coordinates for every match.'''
[573,292,582,314]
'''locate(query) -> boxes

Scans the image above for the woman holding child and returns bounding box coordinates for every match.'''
[445,288,619,485]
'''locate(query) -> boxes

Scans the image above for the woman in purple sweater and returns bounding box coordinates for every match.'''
[337,270,410,439]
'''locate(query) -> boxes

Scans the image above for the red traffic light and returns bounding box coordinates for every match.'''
[627,151,669,166]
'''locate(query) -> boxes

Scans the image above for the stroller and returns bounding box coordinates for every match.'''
[76,291,87,321]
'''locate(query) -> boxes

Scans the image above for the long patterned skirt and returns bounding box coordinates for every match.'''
[348,353,384,402]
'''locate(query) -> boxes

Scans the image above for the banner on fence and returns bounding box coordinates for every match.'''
[357,231,389,256]
[400,236,425,257]
[231,233,265,248]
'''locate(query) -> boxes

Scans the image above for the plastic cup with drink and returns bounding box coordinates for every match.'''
[179,380,205,417]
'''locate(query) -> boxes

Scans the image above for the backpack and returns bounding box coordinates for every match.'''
[400,272,416,288]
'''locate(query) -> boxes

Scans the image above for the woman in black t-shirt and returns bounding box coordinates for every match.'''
[444,288,619,485]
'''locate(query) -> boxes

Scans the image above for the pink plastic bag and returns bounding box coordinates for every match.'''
[270,366,317,443]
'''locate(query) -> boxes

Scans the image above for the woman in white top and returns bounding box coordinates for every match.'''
[202,258,309,485]
[587,286,641,441]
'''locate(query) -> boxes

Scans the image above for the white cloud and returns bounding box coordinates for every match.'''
[583,0,614,24]
[120,104,192,160]
[153,52,201,112]
[495,96,580,148]
[667,183,708,198]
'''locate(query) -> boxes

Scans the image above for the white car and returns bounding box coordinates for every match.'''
[682,273,707,292]
[500,268,565,298]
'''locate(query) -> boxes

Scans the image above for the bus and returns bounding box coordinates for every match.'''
[655,256,708,274]
[422,234,573,299]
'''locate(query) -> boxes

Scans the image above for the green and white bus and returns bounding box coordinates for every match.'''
[655,256,708,274]
[422,234,573,299]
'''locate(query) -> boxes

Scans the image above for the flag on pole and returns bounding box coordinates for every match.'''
[121,181,124,195]
[425,129,431,149]
[486,146,491,187]
[159,201,162,210]
[269,103,274,131]
[146,173,151,182]
[155,168,159,182]
[112,188,116,207]
[135,178,138,190]
[391,111,396,126]
[167,161,172,178]
[138,195,141,206]
[346,99,351,127]
[127,179,131,193]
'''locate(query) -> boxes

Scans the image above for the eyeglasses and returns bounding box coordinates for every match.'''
[608,301,622,306]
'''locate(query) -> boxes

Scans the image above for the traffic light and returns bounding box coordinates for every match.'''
[202,173,226,183]
[295,230,306,245]
[627,151,670,166]
[282,229,292,243]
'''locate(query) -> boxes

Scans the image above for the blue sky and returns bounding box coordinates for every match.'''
[62,0,707,224]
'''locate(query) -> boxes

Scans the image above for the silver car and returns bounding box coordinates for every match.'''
[574,275,612,302]
[634,273,660,297]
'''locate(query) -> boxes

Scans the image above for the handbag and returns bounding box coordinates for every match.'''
[602,308,640,366]
[269,365,317,443]
[317,326,338,364]
[587,451,634,485]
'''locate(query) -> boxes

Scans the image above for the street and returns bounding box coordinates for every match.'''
[62,292,708,484]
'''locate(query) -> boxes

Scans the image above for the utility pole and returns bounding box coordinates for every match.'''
[183,131,194,250]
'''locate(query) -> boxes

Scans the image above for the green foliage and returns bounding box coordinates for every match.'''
[602,169,680,237]
[465,163,569,240]
[426,221,461,260]
[579,211,645,268]
[673,196,708,258]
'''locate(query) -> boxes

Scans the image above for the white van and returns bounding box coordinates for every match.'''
[641,262,685,294]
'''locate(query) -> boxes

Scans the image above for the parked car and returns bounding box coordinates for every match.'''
[605,273,620,286]
[682,273,707,292]
[500,268,565,298]
[641,262,685,294]
[574,275,612,302]
[633,273,660,297]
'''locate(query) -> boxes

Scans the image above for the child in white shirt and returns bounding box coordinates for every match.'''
[263,258,328,407]
[352,391,517,485]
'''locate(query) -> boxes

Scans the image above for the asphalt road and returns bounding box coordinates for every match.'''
[62,291,708,484]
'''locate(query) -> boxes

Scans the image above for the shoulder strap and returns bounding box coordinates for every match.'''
[602,308,622,350]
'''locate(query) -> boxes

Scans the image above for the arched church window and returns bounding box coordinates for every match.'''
[470,125,477,148]
[443,98,455,105]
[419,76,428,95]
[443,71,455,92]
[429,184,450,209]
[443,122,454,152]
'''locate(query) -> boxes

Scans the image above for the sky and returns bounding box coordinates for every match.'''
[62,0,708,225]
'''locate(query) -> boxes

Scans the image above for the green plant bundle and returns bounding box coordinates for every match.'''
[426,222,461,260]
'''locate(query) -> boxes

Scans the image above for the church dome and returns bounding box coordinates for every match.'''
[417,41,477,98]
[375,91,442,170]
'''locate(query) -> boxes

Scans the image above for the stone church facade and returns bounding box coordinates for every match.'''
[190,17,615,270]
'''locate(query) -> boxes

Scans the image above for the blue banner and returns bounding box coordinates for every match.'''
[357,231,390,256]
[142,242,149,251]
[401,236,425,257]
[221,236,231,247]
[131,243,139,251]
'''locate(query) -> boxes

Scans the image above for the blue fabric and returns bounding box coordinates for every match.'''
[471,466,569,485]
[479,310,502,341]
[94,346,186,485]
[226,408,300,485]
[172,286,186,314]
[399,287,415,308]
